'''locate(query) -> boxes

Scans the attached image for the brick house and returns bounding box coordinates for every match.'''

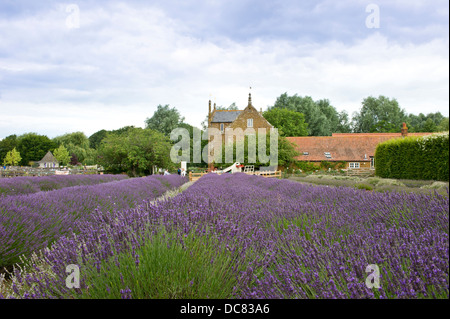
[286,123,433,171]
[207,93,273,170]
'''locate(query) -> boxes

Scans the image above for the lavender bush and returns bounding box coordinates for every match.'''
[1,173,447,299]
[0,174,129,196]
[0,174,187,271]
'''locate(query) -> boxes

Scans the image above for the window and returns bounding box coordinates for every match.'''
[349,162,360,169]
[247,118,253,128]
[220,123,224,133]
[303,152,309,155]
[324,152,332,159]
[370,157,375,168]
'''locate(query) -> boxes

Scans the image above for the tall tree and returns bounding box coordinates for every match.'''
[352,95,407,133]
[98,127,174,176]
[271,93,341,136]
[53,145,70,166]
[88,129,108,149]
[3,147,21,166]
[263,108,308,137]
[0,134,18,164]
[53,132,91,164]
[336,110,352,133]
[437,117,449,132]
[16,133,57,166]
[407,112,445,132]
[145,105,185,136]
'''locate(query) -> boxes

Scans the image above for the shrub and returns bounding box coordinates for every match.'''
[354,183,373,191]
[375,132,449,181]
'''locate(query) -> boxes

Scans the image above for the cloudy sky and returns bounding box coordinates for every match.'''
[0,0,448,139]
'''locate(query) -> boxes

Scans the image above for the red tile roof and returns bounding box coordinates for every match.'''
[286,132,433,162]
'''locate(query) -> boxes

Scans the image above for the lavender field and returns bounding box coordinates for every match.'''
[0,174,129,196]
[0,174,187,274]
[0,173,448,299]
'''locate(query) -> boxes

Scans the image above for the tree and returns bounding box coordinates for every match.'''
[16,133,57,166]
[98,127,174,176]
[352,95,407,133]
[0,135,18,164]
[437,117,449,132]
[145,105,185,136]
[53,145,70,166]
[70,153,79,166]
[336,110,352,133]
[53,132,92,164]
[262,108,308,137]
[88,129,108,149]
[422,118,437,133]
[3,147,21,166]
[407,112,445,132]
[271,93,344,136]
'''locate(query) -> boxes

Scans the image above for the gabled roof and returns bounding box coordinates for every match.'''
[38,151,58,163]
[287,132,433,162]
[211,110,242,123]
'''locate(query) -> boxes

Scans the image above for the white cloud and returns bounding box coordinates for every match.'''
[0,1,448,140]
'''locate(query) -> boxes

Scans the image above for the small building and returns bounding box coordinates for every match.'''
[286,124,433,170]
[37,151,59,168]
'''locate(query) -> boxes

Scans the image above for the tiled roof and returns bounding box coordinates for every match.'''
[211,110,242,123]
[287,132,433,162]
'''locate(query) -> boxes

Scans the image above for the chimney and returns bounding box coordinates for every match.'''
[213,102,216,111]
[260,107,262,115]
[208,100,211,115]
[401,122,408,137]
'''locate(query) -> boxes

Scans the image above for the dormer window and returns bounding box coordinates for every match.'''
[247,118,253,128]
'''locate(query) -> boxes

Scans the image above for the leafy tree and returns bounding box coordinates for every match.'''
[53,145,70,166]
[53,132,92,164]
[145,105,185,136]
[271,93,345,136]
[16,133,57,166]
[336,110,352,133]
[70,153,79,166]
[88,130,108,149]
[407,112,445,132]
[3,147,21,166]
[0,135,18,164]
[98,127,174,176]
[352,95,407,133]
[262,108,308,137]
[422,118,437,133]
[437,117,449,132]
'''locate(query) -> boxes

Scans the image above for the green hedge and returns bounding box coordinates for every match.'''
[375,132,449,181]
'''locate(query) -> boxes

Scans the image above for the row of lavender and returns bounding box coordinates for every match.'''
[2,173,448,298]
[0,174,129,196]
[0,175,187,270]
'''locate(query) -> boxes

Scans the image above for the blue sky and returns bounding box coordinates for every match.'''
[0,0,448,139]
